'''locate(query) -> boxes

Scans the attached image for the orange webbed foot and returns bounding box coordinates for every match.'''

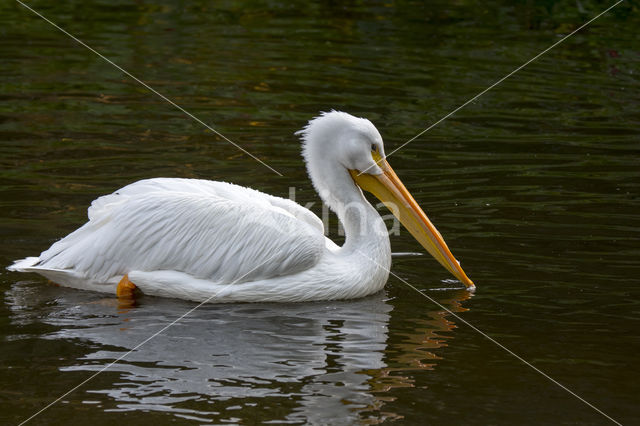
[117,274,139,299]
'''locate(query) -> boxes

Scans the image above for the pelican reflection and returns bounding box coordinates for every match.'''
[6,282,471,424]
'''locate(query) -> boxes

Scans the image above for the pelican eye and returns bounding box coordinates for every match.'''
[371,144,377,152]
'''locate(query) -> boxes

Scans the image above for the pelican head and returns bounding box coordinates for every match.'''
[298,111,475,289]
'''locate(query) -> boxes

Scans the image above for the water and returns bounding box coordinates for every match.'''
[1,0,639,424]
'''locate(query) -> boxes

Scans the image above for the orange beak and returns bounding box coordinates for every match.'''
[350,151,475,289]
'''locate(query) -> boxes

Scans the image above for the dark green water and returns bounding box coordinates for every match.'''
[1,0,639,424]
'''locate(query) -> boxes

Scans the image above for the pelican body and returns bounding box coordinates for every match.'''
[8,112,474,302]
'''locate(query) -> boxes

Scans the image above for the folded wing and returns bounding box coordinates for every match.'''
[34,179,326,285]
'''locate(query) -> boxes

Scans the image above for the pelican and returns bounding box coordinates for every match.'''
[8,111,474,302]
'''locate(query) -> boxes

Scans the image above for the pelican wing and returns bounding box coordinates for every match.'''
[35,178,325,285]
[89,178,324,233]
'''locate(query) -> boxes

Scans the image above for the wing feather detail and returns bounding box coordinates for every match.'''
[39,179,325,284]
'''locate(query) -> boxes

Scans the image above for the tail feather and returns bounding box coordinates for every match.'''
[7,257,41,272]
[7,256,116,294]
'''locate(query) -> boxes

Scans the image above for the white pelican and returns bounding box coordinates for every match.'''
[8,111,474,302]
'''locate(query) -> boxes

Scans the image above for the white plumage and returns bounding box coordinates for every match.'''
[8,111,473,302]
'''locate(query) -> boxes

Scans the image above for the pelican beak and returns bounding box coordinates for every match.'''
[349,151,475,290]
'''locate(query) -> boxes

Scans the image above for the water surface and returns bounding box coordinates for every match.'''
[1,0,638,424]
